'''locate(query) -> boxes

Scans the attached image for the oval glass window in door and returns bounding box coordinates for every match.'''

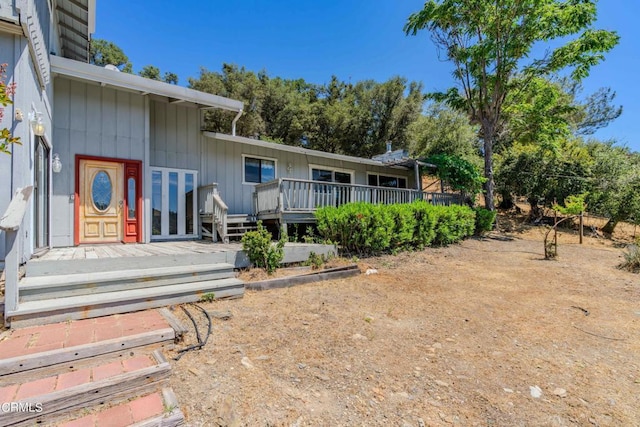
[92,171,112,211]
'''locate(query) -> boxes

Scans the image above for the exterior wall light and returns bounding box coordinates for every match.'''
[52,153,62,173]
[29,111,45,136]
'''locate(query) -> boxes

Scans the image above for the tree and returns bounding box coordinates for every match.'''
[409,102,478,159]
[586,141,640,233]
[139,65,179,84]
[189,64,266,137]
[405,0,619,210]
[89,39,132,73]
[495,140,592,218]
[426,153,486,197]
[0,63,20,154]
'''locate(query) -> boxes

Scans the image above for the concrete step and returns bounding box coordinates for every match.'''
[26,251,232,277]
[54,388,184,427]
[0,351,171,426]
[8,278,245,327]
[20,263,236,302]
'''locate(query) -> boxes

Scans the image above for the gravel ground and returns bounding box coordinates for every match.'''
[166,230,639,426]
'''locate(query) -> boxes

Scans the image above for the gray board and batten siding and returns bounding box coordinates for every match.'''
[148,100,416,216]
[199,133,416,215]
[50,77,415,247]
[51,77,149,247]
[0,32,54,262]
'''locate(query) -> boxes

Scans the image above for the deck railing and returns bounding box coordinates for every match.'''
[1,186,33,324]
[254,178,465,214]
[198,183,229,243]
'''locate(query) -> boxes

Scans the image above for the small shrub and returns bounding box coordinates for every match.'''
[474,208,497,235]
[241,221,285,274]
[305,251,326,270]
[315,201,475,254]
[433,205,475,245]
[410,200,437,248]
[619,244,640,273]
[200,292,216,303]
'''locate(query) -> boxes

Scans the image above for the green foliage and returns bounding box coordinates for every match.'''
[89,39,133,73]
[139,65,179,84]
[305,252,326,270]
[586,141,640,233]
[405,0,619,210]
[241,221,285,274]
[409,103,478,159]
[0,63,20,154]
[189,67,423,157]
[200,292,216,303]
[411,200,438,248]
[495,140,592,216]
[474,208,497,235]
[315,201,475,254]
[426,154,486,196]
[553,193,587,216]
[387,204,417,250]
[432,205,476,246]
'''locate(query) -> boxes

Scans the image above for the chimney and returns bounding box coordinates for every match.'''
[386,141,392,153]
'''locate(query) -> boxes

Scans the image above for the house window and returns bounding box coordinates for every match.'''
[310,167,354,184]
[368,173,407,188]
[150,167,198,239]
[243,156,276,184]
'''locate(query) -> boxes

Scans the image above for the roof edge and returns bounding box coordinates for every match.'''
[204,132,412,169]
[51,56,244,111]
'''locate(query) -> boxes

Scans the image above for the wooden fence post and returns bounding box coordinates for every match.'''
[579,211,584,244]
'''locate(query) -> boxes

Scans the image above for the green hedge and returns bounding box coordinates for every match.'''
[315,201,475,254]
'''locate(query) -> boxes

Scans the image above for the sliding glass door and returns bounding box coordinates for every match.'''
[150,167,198,239]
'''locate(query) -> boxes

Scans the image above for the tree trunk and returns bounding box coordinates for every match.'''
[482,121,495,211]
[602,218,619,234]
[498,191,514,210]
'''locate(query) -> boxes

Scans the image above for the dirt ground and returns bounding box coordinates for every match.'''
[167,225,639,426]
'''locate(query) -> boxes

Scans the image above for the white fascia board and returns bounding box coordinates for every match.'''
[87,0,96,35]
[203,132,408,169]
[50,56,244,111]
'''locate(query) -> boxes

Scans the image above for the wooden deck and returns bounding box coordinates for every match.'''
[32,241,243,262]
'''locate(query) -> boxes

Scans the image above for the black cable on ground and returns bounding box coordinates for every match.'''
[173,303,213,361]
[190,303,213,346]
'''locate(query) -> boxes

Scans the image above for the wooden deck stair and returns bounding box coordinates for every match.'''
[0,311,185,426]
[8,257,244,328]
[226,214,258,241]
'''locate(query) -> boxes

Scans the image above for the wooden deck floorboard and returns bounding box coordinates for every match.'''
[33,240,243,262]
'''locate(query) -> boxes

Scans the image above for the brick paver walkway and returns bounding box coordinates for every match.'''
[57,392,165,427]
[0,311,169,359]
[0,354,156,401]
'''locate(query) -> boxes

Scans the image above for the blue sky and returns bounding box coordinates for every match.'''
[95,1,639,152]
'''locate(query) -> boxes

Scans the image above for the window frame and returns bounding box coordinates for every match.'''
[149,166,198,240]
[366,172,409,189]
[308,164,355,184]
[242,154,278,185]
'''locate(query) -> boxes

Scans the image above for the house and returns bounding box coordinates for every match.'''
[0,0,461,326]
